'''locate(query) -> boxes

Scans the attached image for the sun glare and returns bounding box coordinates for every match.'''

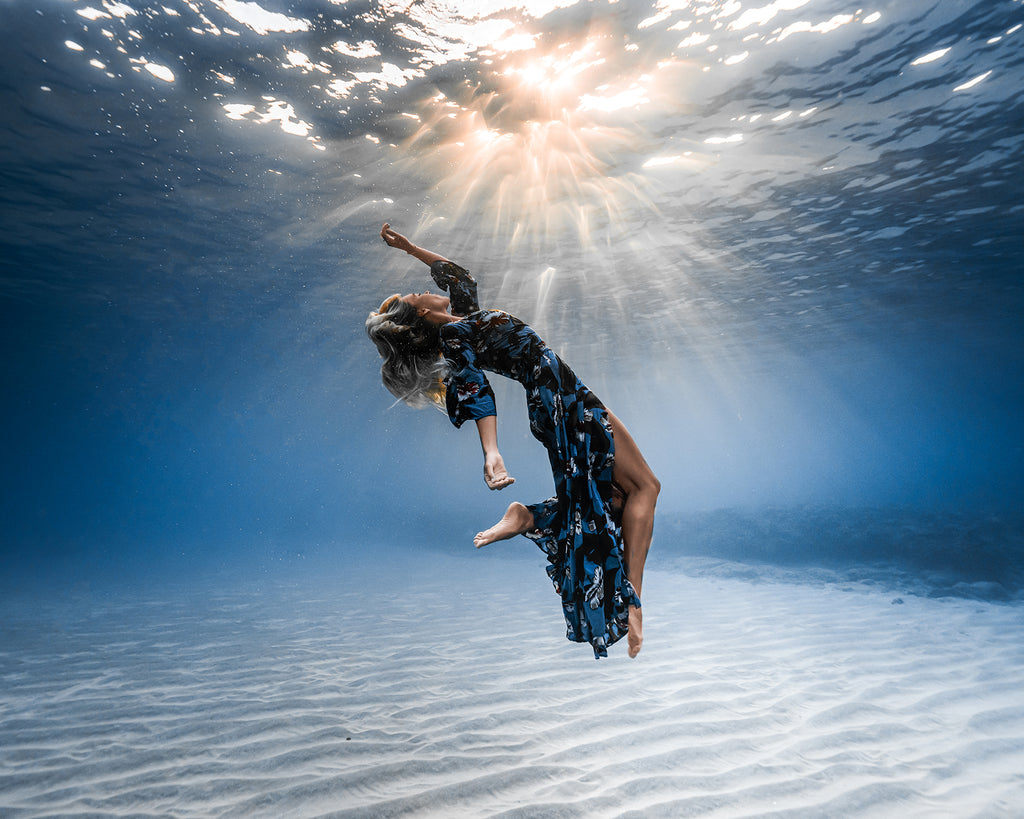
[400,29,672,255]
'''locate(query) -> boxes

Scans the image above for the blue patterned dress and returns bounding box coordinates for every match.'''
[431,260,640,658]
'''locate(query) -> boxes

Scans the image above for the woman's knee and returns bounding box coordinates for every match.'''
[616,467,660,505]
[633,472,661,506]
[645,472,662,500]
[606,413,659,498]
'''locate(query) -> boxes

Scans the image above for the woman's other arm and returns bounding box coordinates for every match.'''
[380,223,479,314]
[381,223,448,266]
[475,415,515,490]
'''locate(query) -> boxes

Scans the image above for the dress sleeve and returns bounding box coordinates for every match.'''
[430,260,480,316]
[440,321,496,428]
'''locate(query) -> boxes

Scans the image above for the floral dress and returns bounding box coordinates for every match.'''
[431,260,640,658]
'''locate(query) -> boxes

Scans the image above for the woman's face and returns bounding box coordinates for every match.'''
[401,291,450,315]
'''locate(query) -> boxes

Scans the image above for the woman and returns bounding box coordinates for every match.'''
[366,224,659,658]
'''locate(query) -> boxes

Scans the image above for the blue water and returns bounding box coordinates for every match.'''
[1,0,1022,597]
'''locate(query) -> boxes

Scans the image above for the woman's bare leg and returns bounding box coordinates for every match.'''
[606,411,660,658]
[475,501,534,548]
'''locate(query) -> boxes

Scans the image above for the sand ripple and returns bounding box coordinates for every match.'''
[2,553,1023,817]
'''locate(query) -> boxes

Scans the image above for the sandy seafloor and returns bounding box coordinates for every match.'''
[2,547,1023,818]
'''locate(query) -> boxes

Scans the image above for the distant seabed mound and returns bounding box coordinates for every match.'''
[657,506,1024,603]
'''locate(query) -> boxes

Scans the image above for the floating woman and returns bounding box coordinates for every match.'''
[366,224,660,658]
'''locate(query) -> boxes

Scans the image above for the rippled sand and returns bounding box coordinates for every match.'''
[2,551,1023,817]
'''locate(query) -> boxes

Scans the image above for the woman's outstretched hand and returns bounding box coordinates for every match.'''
[381,223,448,266]
[380,223,412,253]
[484,452,515,491]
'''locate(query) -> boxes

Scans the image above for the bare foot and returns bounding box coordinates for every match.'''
[474,502,533,548]
[627,605,643,658]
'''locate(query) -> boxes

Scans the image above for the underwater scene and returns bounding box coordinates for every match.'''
[2,0,1023,815]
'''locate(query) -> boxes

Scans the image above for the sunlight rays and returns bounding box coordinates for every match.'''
[397,29,664,254]
[404,96,652,253]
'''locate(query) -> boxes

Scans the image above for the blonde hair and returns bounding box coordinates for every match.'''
[365,294,448,409]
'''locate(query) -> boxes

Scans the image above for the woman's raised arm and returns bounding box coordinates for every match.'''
[380,223,448,266]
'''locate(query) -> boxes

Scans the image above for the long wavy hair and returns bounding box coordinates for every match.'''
[365,294,448,409]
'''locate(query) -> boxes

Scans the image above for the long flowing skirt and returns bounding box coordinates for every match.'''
[521,348,640,658]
